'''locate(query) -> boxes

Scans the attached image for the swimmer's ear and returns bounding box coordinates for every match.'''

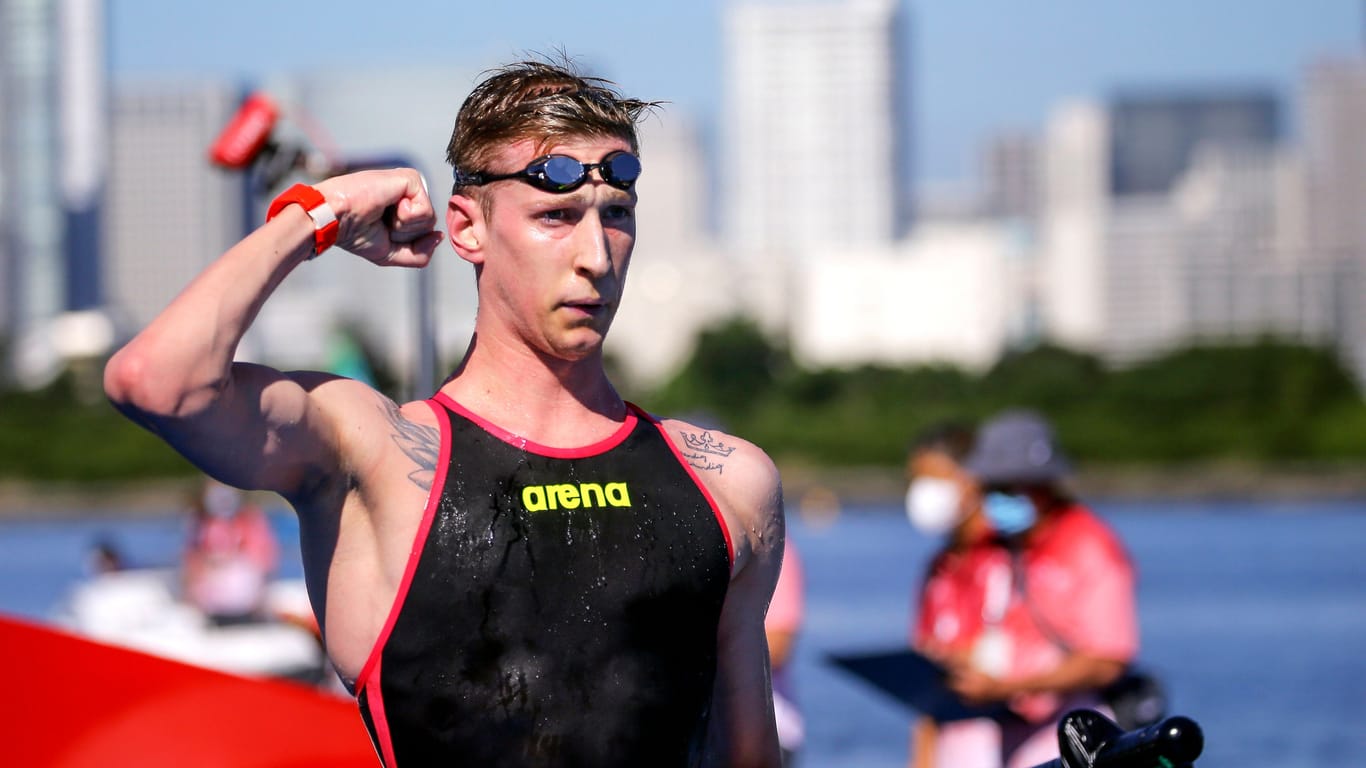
[447,193,485,265]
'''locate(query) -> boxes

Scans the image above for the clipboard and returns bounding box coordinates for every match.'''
[826,648,1007,721]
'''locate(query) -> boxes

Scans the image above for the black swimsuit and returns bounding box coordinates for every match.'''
[356,395,733,767]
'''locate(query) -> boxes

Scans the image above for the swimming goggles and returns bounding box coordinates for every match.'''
[454,151,642,193]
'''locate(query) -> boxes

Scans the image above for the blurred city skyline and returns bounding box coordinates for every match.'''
[108,0,1366,187]
[4,0,1364,395]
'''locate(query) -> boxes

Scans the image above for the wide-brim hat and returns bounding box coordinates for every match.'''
[963,409,1071,485]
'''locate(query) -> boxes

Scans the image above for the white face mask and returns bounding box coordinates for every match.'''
[905,477,963,535]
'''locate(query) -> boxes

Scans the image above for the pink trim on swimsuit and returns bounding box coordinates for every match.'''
[432,391,638,459]
[365,656,398,768]
[354,398,453,761]
[640,406,736,569]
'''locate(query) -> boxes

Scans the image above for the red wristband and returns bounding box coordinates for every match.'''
[266,183,339,257]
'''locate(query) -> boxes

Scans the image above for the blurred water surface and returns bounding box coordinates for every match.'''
[2,498,1364,767]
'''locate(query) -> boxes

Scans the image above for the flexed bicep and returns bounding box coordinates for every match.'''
[104,167,442,507]
[117,361,348,497]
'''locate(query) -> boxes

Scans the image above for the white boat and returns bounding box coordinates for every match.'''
[54,567,328,683]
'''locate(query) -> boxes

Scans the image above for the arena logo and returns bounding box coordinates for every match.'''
[521,482,632,512]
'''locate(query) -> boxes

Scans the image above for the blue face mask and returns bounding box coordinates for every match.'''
[983,491,1037,537]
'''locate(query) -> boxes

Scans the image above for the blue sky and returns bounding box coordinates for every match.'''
[110,0,1364,185]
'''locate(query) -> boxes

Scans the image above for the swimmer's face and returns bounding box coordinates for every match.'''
[449,135,637,361]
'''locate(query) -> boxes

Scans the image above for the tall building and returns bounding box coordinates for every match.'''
[58,0,107,312]
[1108,90,1279,197]
[104,82,246,336]
[980,131,1042,221]
[1,0,65,349]
[722,0,908,256]
[1303,55,1366,381]
[1105,144,1313,363]
[1033,87,1347,369]
[1304,57,1366,261]
[1038,101,1110,352]
[1,0,109,386]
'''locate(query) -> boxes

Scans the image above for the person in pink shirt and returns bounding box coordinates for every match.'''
[910,411,1138,768]
[904,422,994,768]
[766,538,806,766]
[182,479,281,624]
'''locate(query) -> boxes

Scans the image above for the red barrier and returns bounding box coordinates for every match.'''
[1,614,376,768]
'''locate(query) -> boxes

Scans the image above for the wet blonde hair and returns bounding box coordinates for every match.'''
[447,57,657,204]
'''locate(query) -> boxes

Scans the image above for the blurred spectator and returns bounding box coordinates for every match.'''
[903,421,987,548]
[910,411,1139,768]
[182,479,280,625]
[766,537,806,766]
[904,421,996,768]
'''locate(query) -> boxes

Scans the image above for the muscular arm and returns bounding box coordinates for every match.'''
[103,169,442,498]
[681,428,784,768]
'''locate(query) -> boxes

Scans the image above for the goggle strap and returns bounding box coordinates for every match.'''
[453,169,484,187]
[453,152,639,192]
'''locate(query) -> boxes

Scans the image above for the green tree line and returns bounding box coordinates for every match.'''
[642,317,1366,469]
[3,320,1364,483]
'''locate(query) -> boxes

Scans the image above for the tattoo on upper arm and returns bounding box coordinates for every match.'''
[681,430,735,474]
[381,401,439,491]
